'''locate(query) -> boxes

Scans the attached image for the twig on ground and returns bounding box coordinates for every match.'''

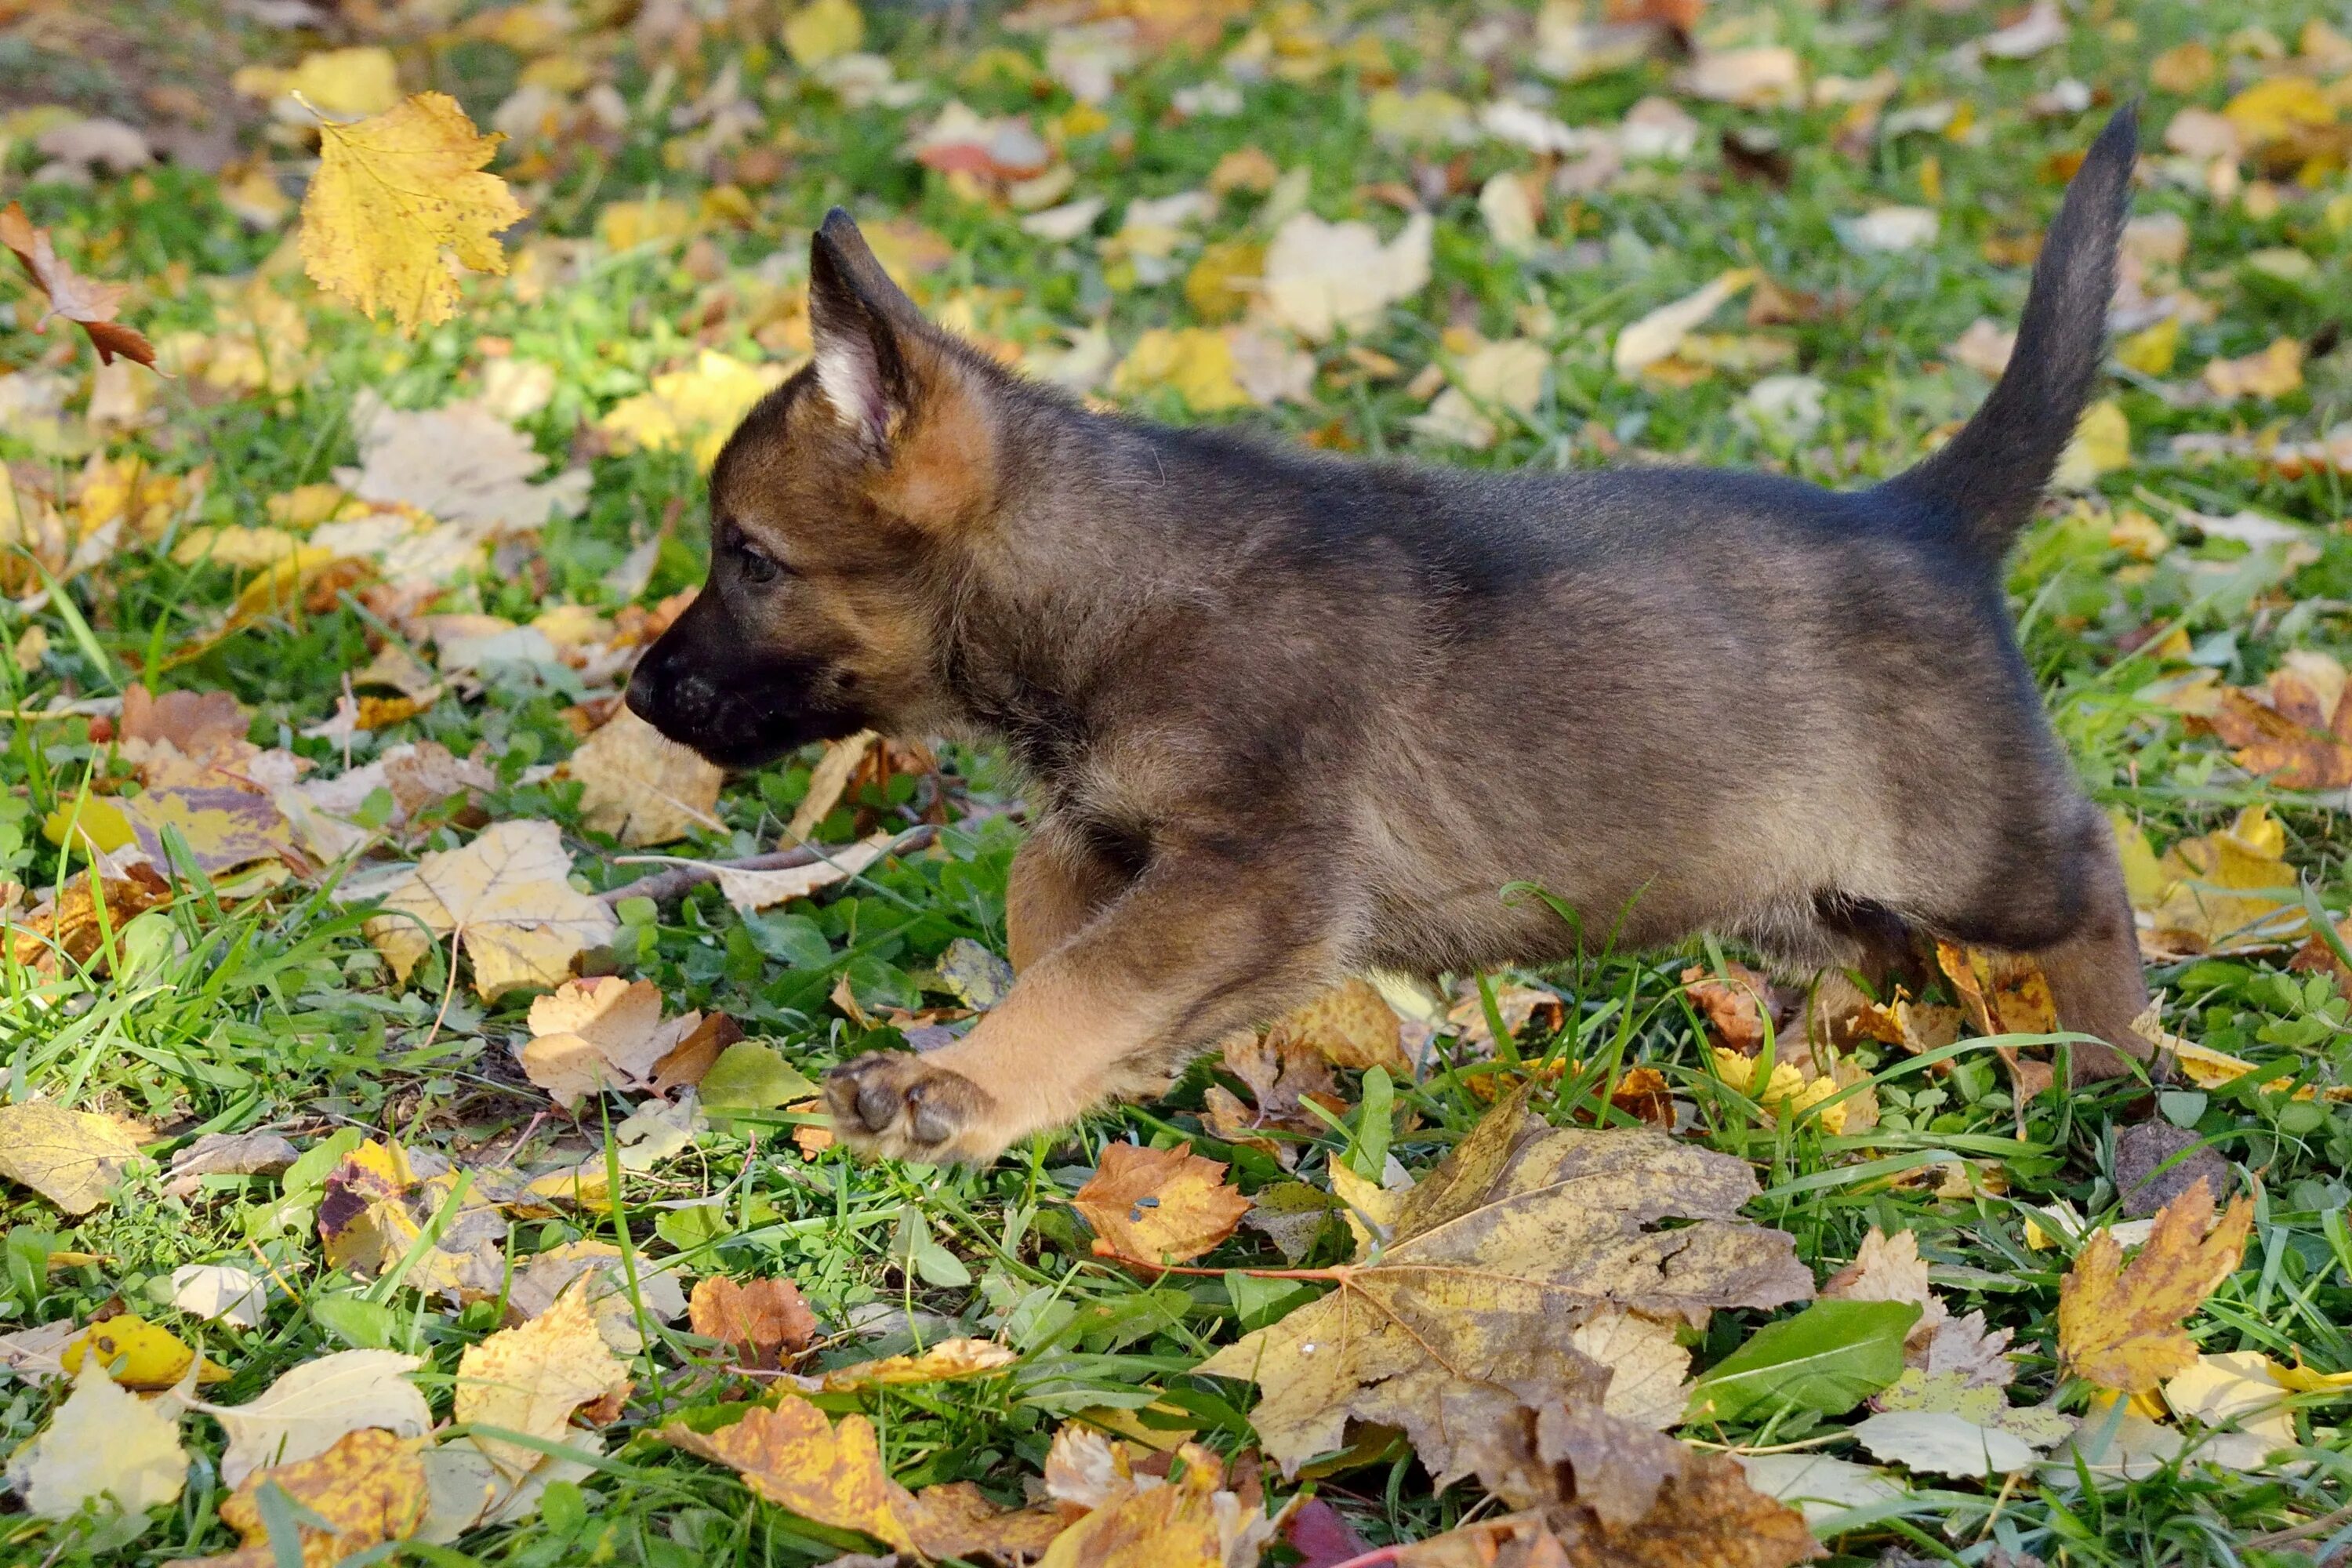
[597,822,941,906]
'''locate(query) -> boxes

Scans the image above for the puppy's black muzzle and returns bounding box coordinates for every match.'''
[625,592,866,769]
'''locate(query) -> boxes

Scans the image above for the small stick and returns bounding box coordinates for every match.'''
[597,822,939,906]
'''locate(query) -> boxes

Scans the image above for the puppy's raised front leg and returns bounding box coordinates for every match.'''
[828,843,1345,1163]
[1004,824,1133,972]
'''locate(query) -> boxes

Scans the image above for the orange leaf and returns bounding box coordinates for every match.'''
[688,1275,818,1370]
[1073,1142,1250,1264]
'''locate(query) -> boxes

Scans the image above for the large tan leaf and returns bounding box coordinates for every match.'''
[568,707,725,846]
[2057,1178,2252,1394]
[299,93,525,336]
[1196,1094,1813,1479]
[520,975,700,1106]
[365,819,619,997]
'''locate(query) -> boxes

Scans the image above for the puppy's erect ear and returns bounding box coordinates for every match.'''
[805,208,998,530]
[808,209,924,449]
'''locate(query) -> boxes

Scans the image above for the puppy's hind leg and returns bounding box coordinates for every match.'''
[1925,805,2155,1085]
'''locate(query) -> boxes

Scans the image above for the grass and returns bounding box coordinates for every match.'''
[3,0,2352,1563]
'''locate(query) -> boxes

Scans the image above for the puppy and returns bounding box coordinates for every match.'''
[627,107,2153,1163]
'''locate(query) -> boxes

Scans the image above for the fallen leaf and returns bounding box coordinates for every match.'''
[568,707,725,845]
[300,93,527,336]
[1686,1299,1918,1423]
[1859,1368,2072,1476]
[2221,75,2336,146]
[1261,210,1433,341]
[1570,1308,1693,1430]
[5,1359,187,1520]
[1266,978,1410,1074]
[1429,1400,1817,1568]
[1076,1142,1252,1264]
[597,349,789,470]
[2138,806,2306,956]
[521,975,702,1107]
[1846,207,1938,253]
[2058,1177,2254,1393]
[455,1279,632,1479]
[1196,1094,1813,1479]
[200,1348,431,1489]
[2053,397,2130,488]
[2161,1349,2297,1468]
[60,1311,230,1390]
[0,201,155,367]
[789,731,879,842]
[817,1337,1019,1392]
[690,1275,819,1370]
[1113,327,1253,412]
[1615,270,1755,377]
[171,1263,269,1327]
[1823,1228,1947,1348]
[784,0,866,67]
[1677,47,1803,108]
[699,1039,821,1114]
[364,819,619,998]
[4,866,174,975]
[508,1240,690,1354]
[2203,338,2305,401]
[317,1138,506,1302]
[164,1427,428,1568]
[1742,1454,1906,1533]
[0,1102,144,1215]
[666,1392,1057,1556]
[233,45,401,117]
[337,391,586,535]
[1035,1441,1281,1568]
[1934,943,2058,1036]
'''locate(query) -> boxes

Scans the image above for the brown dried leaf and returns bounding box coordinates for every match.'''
[0,201,155,367]
[1196,1094,1813,1479]
[1075,1142,1251,1264]
[1265,978,1410,1074]
[689,1275,818,1370]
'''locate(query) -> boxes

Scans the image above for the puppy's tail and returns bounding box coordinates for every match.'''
[1883,104,2137,560]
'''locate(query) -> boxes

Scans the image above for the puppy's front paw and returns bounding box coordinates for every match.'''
[824,1051,1007,1163]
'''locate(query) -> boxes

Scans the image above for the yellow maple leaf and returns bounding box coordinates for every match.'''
[363,819,619,998]
[7,1359,187,1522]
[164,1427,427,1568]
[2053,397,2129,488]
[565,706,725,847]
[1073,1142,1252,1264]
[665,1392,1059,1558]
[520,975,702,1107]
[2221,75,2336,145]
[454,1281,630,1481]
[783,0,866,67]
[299,93,525,336]
[597,349,789,470]
[2139,805,2306,956]
[2114,315,2180,377]
[1264,977,1410,1074]
[2057,1178,2253,1394]
[1111,327,1252,412]
[233,46,401,118]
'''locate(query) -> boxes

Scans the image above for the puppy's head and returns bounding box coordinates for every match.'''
[626,211,1004,769]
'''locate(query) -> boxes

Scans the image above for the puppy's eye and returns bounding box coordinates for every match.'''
[733,537,786,586]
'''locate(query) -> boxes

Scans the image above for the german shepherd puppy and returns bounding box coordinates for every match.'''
[627,108,2152,1163]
